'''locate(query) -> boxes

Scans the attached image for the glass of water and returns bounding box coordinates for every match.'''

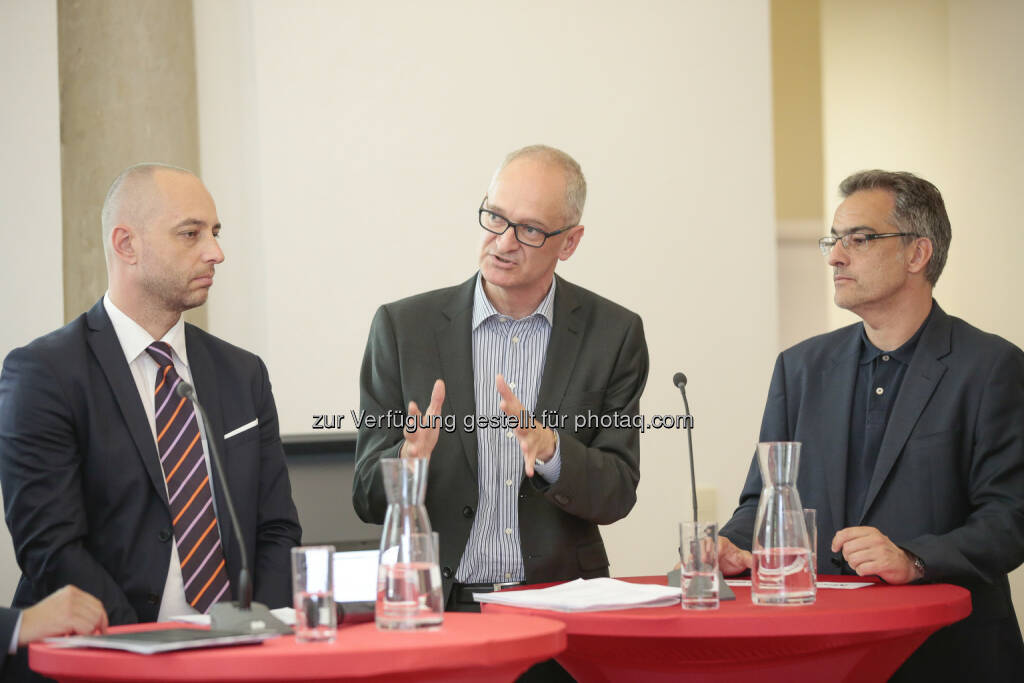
[292,545,337,642]
[679,521,720,610]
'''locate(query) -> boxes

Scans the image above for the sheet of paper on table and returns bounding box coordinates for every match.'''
[170,607,296,626]
[474,578,682,612]
[724,579,873,589]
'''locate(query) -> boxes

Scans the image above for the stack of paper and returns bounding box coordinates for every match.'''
[474,578,681,612]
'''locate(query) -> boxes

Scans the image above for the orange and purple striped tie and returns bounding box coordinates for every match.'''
[147,342,230,613]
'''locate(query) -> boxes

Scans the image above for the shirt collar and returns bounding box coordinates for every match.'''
[103,292,189,368]
[472,272,556,331]
[858,302,934,366]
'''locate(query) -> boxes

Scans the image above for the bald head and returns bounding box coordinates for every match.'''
[101,163,196,261]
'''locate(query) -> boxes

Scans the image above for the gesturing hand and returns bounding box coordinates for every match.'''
[400,379,446,459]
[496,374,556,477]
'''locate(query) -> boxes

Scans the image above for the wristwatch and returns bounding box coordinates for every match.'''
[908,552,926,579]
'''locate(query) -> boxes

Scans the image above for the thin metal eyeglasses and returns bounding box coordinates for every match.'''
[478,197,577,248]
[818,232,918,256]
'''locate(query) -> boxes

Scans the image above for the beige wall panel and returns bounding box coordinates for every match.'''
[58,0,204,326]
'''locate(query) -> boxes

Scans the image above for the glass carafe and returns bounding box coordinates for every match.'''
[751,442,816,605]
[375,457,444,629]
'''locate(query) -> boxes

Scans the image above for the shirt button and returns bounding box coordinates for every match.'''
[875,387,884,395]
[512,337,520,344]
[882,354,890,361]
[505,528,513,535]
[506,431,514,438]
[508,382,516,390]
[506,479,513,486]
[505,573,512,579]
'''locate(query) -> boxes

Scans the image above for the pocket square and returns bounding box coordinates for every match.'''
[224,418,258,439]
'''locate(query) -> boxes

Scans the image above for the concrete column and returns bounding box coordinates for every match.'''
[58,0,205,327]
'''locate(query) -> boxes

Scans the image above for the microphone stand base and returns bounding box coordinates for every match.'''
[210,601,293,635]
[666,568,737,601]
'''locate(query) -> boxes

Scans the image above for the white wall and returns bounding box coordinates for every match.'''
[822,0,1024,633]
[194,0,778,576]
[0,0,63,601]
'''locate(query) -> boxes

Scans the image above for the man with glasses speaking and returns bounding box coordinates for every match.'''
[717,170,1024,680]
[353,145,649,621]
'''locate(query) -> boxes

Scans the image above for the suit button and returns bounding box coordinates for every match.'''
[146,592,160,605]
[555,494,570,505]
[519,492,527,500]
[442,566,453,579]
[462,506,474,518]
[158,528,172,542]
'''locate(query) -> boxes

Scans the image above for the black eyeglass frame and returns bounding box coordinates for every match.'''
[818,231,918,256]
[478,196,578,248]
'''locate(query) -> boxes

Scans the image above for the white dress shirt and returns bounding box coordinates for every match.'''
[102,294,222,621]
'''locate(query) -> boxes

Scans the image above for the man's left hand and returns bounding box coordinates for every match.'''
[496,374,556,477]
[832,526,920,584]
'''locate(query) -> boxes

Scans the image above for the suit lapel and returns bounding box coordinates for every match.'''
[85,300,168,506]
[859,305,950,522]
[185,326,236,557]
[816,326,861,530]
[437,277,478,477]
[537,276,584,413]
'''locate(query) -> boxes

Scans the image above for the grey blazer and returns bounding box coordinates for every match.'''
[353,274,649,600]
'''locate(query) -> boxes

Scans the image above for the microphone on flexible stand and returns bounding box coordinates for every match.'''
[667,372,735,600]
[175,382,291,634]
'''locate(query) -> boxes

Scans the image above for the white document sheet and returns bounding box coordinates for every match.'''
[474,577,682,612]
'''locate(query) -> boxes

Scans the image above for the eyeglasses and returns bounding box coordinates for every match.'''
[478,197,577,248]
[818,232,917,256]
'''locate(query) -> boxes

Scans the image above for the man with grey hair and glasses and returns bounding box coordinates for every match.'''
[718,170,1024,679]
[353,145,649,634]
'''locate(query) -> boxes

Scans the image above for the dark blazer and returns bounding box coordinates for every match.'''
[352,274,649,600]
[721,301,1024,679]
[0,300,302,626]
[0,607,16,670]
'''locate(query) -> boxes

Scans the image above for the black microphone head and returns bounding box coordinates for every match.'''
[175,381,196,400]
[672,372,687,389]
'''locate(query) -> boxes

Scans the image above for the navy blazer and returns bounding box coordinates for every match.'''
[721,302,1024,678]
[0,300,301,625]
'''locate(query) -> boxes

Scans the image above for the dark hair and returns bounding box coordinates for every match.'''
[839,170,951,285]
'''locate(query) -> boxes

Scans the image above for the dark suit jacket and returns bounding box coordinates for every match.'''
[352,274,648,600]
[0,300,302,626]
[0,607,15,670]
[721,301,1024,679]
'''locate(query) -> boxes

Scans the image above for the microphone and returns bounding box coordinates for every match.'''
[672,373,698,524]
[669,371,736,600]
[175,382,291,634]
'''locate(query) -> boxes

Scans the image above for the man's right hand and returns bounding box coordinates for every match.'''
[717,536,754,576]
[18,585,108,645]
[399,379,446,459]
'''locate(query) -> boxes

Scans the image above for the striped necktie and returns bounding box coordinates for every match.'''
[146,342,230,613]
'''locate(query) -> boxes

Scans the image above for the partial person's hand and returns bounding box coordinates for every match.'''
[18,585,108,645]
[832,526,919,584]
[496,374,556,477]
[717,536,754,576]
[400,379,446,459]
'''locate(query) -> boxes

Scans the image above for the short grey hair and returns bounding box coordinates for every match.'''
[489,144,587,225]
[101,162,194,256]
[839,170,951,285]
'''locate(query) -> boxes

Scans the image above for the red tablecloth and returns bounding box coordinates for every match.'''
[29,612,566,683]
[482,575,971,682]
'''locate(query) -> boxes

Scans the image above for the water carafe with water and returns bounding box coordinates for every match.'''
[751,441,816,605]
[376,457,444,629]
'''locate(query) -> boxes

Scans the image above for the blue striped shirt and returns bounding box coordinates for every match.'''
[455,274,562,583]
